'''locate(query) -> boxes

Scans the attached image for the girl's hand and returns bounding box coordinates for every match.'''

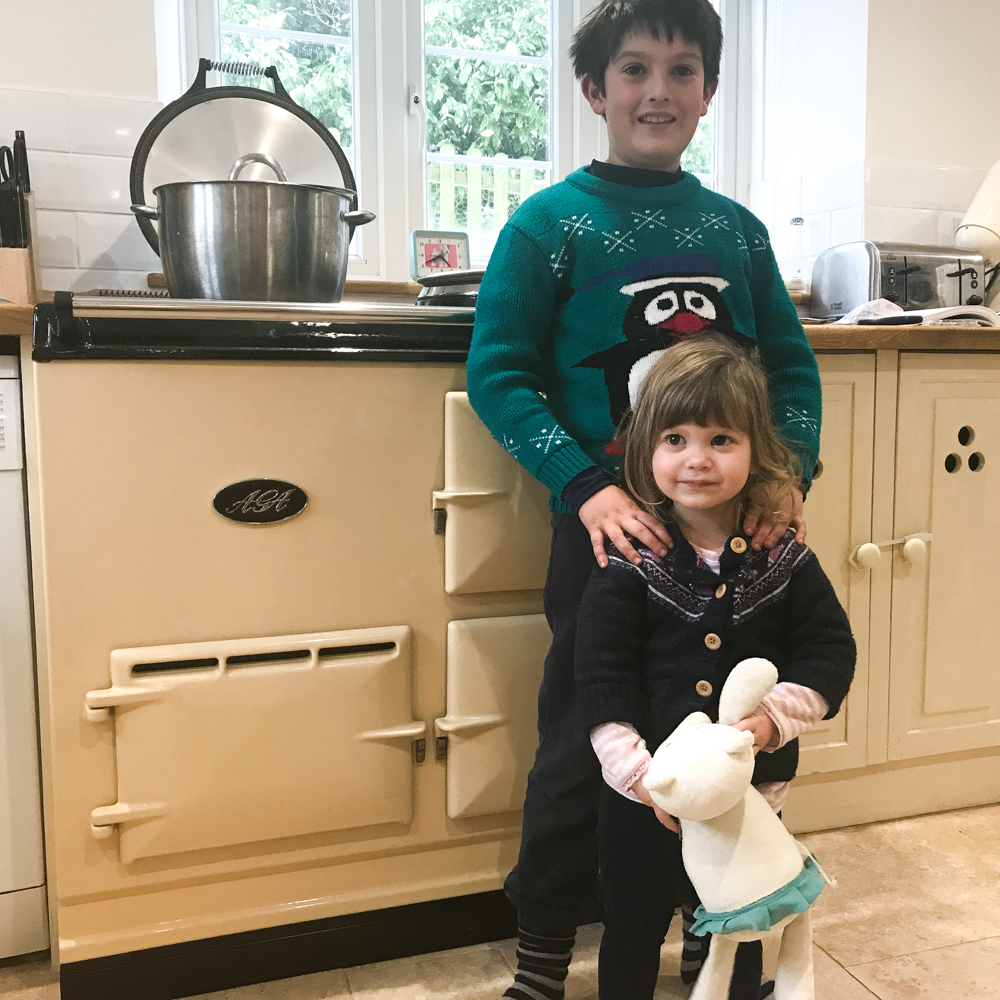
[732,712,779,755]
[743,486,806,551]
[578,485,672,568]
[631,776,680,832]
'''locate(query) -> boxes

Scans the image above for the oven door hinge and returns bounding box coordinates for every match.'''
[433,507,447,534]
[435,735,448,761]
[413,738,427,763]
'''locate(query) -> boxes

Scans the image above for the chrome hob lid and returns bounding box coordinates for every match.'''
[129,58,355,256]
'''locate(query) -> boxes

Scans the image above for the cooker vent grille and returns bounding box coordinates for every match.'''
[319,641,397,659]
[132,657,219,675]
[226,649,311,668]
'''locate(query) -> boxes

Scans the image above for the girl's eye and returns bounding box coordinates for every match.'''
[665,434,683,446]
[711,435,733,446]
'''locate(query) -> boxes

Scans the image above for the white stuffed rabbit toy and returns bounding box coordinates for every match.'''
[643,657,830,1000]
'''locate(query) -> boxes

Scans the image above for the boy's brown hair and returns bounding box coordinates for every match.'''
[622,335,801,521]
[570,0,723,91]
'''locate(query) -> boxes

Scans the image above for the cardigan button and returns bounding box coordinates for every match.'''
[696,679,713,697]
[704,633,722,650]
[730,537,748,554]
[715,583,727,598]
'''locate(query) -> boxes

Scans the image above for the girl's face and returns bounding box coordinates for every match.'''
[652,422,752,514]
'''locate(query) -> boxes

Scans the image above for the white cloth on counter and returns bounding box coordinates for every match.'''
[834,299,904,324]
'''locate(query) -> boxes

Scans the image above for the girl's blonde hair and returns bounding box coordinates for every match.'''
[622,334,802,521]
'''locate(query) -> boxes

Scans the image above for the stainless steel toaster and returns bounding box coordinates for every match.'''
[809,241,986,317]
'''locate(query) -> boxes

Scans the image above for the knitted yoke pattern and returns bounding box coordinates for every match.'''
[467,168,822,513]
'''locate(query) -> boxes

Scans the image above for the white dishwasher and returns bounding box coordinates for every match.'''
[0,354,47,957]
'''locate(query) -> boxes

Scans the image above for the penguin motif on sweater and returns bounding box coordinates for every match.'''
[574,272,754,433]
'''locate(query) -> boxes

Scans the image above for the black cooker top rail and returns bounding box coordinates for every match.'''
[33,294,474,362]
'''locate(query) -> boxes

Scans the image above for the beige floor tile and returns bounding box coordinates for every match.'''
[799,804,1000,966]
[848,933,1000,999]
[346,943,512,999]
[0,953,59,1000]
[191,968,350,999]
[814,945,878,1000]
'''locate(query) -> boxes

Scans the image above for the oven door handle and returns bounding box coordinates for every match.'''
[84,684,164,722]
[90,800,168,840]
[432,488,506,508]
[434,714,505,735]
[357,721,427,742]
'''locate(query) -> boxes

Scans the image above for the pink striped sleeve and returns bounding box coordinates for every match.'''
[590,722,651,802]
[759,682,829,751]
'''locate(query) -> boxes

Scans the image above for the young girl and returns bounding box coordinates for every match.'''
[574,336,855,1000]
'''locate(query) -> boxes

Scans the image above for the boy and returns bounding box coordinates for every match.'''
[466,2,821,997]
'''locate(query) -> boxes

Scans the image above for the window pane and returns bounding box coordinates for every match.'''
[219,0,354,151]
[424,0,552,262]
[681,0,718,188]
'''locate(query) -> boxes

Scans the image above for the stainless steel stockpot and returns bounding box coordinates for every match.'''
[131,154,375,302]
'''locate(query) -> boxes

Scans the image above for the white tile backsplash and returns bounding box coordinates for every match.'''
[902,164,976,213]
[0,89,70,151]
[801,163,863,216]
[40,268,151,293]
[30,150,133,214]
[4,87,164,290]
[831,205,864,246]
[67,96,160,157]
[77,212,159,271]
[801,213,832,258]
[33,211,78,269]
[866,205,940,244]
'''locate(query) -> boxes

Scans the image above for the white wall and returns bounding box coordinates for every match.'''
[0,1,162,292]
[864,0,1000,246]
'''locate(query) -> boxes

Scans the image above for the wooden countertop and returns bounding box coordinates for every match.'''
[4,299,1000,350]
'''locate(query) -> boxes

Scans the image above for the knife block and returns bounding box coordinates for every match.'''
[0,248,36,305]
[0,193,41,304]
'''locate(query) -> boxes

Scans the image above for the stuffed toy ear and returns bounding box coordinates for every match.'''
[718,657,779,725]
[666,711,711,742]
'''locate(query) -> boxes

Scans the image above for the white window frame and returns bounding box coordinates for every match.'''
[157,0,748,282]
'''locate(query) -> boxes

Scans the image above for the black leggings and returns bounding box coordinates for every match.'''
[597,786,763,1000]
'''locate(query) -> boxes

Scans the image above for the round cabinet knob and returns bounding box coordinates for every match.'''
[902,537,927,563]
[853,543,881,570]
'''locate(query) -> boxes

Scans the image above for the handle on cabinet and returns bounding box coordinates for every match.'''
[848,532,932,570]
[84,684,164,722]
[432,488,506,508]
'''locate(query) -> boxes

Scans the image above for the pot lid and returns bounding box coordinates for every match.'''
[416,268,486,287]
[130,58,356,255]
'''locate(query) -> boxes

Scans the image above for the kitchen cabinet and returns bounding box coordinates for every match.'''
[796,355,875,774]
[887,354,1000,760]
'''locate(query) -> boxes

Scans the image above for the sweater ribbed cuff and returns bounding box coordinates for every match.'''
[578,682,647,733]
[534,442,602,499]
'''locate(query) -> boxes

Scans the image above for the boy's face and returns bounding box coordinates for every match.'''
[582,31,717,172]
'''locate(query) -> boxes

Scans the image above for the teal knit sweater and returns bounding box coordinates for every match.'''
[467,167,821,514]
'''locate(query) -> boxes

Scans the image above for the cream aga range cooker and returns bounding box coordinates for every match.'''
[25,295,554,999]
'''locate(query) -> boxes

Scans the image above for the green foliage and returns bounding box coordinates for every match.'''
[220,0,353,145]
[681,109,714,176]
[425,0,548,56]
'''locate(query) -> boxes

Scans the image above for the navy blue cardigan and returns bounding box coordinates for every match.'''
[575,522,856,785]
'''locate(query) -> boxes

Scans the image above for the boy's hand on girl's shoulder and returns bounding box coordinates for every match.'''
[579,485,672,569]
[743,487,806,551]
[631,776,679,832]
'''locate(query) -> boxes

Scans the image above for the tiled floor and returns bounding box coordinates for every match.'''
[3,803,998,999]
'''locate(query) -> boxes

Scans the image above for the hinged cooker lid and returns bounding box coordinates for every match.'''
[130,58,356,254]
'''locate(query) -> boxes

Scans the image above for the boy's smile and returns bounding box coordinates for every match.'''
[582,31,717,172]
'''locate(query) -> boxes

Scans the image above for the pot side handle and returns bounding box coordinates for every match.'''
[131,204,159,220]
[342,210,376,229]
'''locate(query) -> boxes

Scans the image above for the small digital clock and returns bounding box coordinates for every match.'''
[409,229,471,280]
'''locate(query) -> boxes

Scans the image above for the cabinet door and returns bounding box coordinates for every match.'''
[435,393,551,594]
[889,354,1000,760]
[795,354,875,773]
[436,615,548,819]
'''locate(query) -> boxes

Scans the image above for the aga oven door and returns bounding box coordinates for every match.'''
[435,615,548,820]
[86,627,424,863]
[433,393,551,594]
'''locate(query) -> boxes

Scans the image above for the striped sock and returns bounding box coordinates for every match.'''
[680,903,710,985]
[503,916,575,1000]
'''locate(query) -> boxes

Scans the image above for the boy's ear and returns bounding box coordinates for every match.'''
[581,74,607,116]
[701,78,719,114]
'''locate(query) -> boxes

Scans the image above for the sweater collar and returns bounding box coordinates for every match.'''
[662,519,752,580]
[566,165,702,207]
